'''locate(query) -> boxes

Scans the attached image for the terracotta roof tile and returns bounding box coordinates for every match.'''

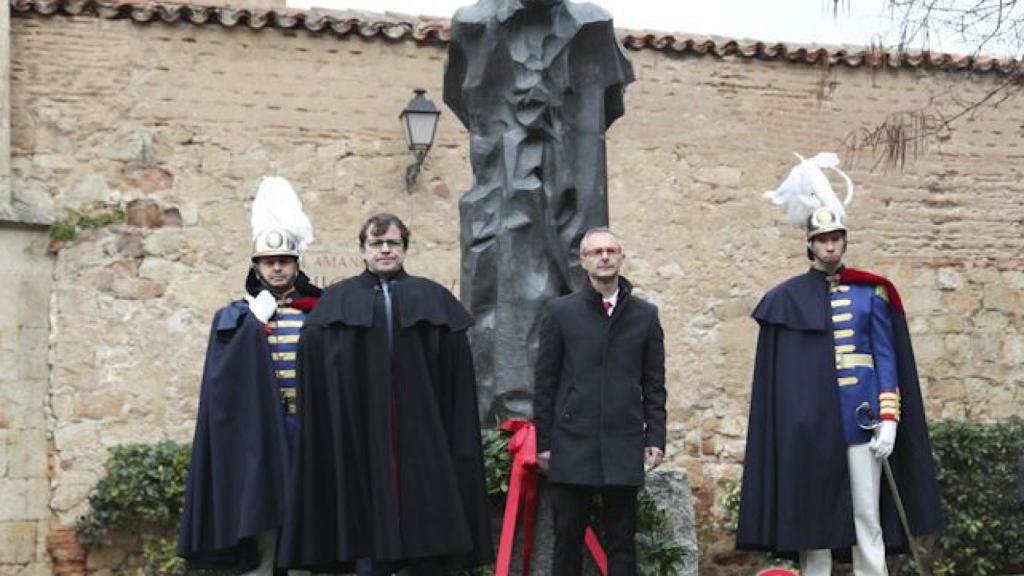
[622,32,1019,73]
[10,0,454,42]
[10,0,1019,74]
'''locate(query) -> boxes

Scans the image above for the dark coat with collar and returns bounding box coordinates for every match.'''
[279,269,493,574]
[533,276,666,487]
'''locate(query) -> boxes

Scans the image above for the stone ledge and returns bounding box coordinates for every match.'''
[0,203,54,228]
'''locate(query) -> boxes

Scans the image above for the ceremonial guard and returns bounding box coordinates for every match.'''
[736,154,943,575]
[178,177,321,574]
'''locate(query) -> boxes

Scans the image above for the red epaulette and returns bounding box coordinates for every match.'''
[840,268,905,312]
[291,297,319,312]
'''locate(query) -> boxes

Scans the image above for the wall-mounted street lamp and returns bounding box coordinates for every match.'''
[399,88,442,193]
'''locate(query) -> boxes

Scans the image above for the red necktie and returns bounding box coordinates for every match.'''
[602,300,613,316]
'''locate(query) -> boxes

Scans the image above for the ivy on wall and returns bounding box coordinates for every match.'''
[48,205,125,252]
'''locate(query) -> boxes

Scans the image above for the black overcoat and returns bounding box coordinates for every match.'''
[177,301,291,571]
[533,277,666,487]
[279,269,493,573]
[736,268,944,557]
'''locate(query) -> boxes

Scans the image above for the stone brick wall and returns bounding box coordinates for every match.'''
[5,8,1023,575]
[0,226,53,576]
[0,0,11,205]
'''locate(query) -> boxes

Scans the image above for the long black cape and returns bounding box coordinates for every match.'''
[736,268,943,557]
[279,269,494,573]
[177,302,291,571]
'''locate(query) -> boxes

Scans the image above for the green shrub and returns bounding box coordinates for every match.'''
[720,478,741,529]
[82,431,690,575]
[916,418,1024,576]
[635,489,690,576]
[76,441,190,549]
[141,535,190,576]
[82,420,1023,576]
[76,441,193,575]
[481,426,513,498]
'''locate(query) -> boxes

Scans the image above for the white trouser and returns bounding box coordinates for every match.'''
[800,442,887,576]
[243,531,311,576]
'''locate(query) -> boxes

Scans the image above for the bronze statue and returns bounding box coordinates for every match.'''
[445,0,634,421]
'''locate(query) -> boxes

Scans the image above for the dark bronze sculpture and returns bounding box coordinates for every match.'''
[444,0,634,421]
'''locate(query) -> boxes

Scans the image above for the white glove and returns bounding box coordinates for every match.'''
[870,420,898,459]
[245,290,277,324]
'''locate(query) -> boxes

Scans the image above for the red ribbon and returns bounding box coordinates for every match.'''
[584,526,608,574]
[496,419,607,576]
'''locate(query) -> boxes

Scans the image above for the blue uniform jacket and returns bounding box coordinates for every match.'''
[830,281,900,444]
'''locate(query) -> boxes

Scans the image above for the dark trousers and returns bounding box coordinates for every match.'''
[355,557,375,576]
[396,558,446,576]
[549,482,639,576]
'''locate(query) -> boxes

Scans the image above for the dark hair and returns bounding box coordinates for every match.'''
[359,213,410,248]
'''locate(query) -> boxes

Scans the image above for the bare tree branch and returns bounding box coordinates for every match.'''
[840,69,1022,170]
[834,0,1024,170]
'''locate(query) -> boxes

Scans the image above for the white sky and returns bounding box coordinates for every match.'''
[284,0,986,55]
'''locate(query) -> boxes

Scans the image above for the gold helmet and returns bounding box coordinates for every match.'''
[805,207,847,240]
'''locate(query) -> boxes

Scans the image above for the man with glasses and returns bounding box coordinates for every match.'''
[533,226,667,576]
[281,213,493,576]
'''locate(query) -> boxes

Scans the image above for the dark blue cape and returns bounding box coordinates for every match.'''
[177,302,291,571]
[736,268,943,557]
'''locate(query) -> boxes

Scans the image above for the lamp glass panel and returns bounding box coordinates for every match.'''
[406,112,439,148]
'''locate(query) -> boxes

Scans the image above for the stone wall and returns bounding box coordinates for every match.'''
[0,226,54,576]
[5,8,1023,575]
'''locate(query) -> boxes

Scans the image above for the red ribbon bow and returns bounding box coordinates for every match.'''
[496,419,607,576]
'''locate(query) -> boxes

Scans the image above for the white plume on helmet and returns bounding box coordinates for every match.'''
[250,176,314,258]
[763,152,855,227]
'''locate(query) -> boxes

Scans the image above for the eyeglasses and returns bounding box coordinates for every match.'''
[582,246,622,257]
[366,239,404,250]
